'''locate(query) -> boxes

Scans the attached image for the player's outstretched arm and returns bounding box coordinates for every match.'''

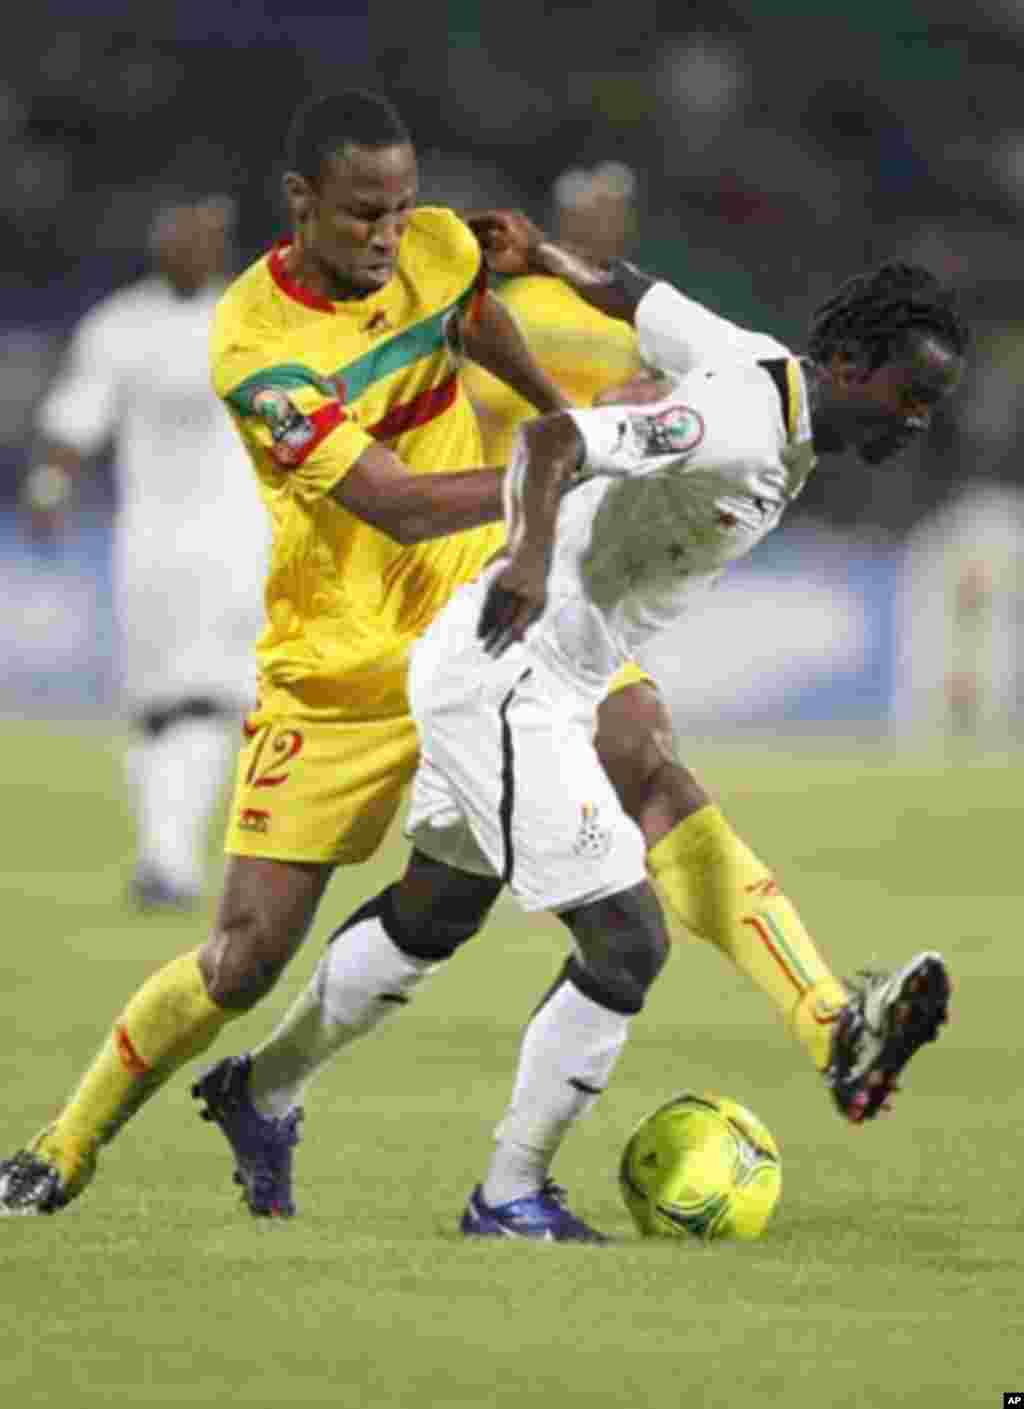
[329,441,505,546]
[478,413,583,656]
[465,209,657,324]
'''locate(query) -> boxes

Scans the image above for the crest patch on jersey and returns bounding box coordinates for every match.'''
[628,404,704,459]
[573,802,613,861]
[252,388,318,466]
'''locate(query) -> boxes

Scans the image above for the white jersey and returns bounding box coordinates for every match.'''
[37,275,269,711]
[406,282,816,912]
[524,281,814,689]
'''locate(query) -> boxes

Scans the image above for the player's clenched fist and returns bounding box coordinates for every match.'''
[477,551,549,657]
[463,209,547,277]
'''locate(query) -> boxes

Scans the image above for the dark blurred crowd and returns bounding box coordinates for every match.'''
[3,0,1024,536]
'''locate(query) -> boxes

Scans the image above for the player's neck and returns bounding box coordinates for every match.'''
[283,241,376,303]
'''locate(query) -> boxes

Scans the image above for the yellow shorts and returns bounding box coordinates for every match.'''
[224,659,653,866]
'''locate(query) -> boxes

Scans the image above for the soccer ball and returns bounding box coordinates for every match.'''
[619,1091,781,1241]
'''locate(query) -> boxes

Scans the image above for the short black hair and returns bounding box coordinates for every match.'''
[808,261,968,371]
[285,90,410,186]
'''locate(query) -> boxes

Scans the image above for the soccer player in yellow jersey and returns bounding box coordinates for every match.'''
[0,92,925,1219]
[465,163,643,466]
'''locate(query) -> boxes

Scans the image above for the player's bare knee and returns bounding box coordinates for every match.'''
[560,881,671,1014]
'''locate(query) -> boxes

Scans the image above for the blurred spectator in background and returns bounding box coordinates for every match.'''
[23,196,269,910]
[464,162,643,463]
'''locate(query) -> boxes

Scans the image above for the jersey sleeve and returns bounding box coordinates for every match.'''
[212,333,374,502]
[36,304,120,454]
[566,395,706,480]
[634,282,762,376]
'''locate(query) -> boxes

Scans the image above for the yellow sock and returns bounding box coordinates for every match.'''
[33,949,233,1196]
[647,805,848,1071]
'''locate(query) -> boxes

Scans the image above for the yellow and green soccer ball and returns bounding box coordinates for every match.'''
[619,1091,781,1241]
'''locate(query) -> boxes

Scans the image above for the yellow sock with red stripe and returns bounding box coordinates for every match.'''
[647,805,848,1071]
[32,949,233,1197]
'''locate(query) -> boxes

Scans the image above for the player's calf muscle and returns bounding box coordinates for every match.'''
[199,857,330,1009]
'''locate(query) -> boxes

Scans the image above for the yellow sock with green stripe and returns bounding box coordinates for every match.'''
[647,806,848,1071]
[32,949,233,1197]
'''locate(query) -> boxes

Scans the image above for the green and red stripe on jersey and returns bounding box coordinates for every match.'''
[225,246,485,447]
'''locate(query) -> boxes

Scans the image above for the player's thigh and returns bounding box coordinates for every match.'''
[596,673,710,838]
[224,705,420,866]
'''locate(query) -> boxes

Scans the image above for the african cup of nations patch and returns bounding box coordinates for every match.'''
[251,387,342,467]
[628,404,704,459]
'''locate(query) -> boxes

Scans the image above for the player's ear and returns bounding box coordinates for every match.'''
[827,347,870,390]
[283,171,314,224]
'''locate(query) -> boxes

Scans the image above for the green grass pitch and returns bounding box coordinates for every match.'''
[0,722,1020,1408]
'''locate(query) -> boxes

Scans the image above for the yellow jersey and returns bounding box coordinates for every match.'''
[464,275,642,464]
[210,207,504,717]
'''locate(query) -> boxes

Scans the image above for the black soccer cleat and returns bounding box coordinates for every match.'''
[0,1151,70,1216]
[826,951,951,1122]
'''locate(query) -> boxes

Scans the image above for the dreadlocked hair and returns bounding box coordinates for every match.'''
[807,261,967,371]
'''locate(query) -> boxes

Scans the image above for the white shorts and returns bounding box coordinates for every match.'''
[405,574,647,913]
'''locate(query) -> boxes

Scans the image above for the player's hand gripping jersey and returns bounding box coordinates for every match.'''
[210,208,504,717]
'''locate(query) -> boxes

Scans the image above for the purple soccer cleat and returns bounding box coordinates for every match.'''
[192,1055,302,1217]
[460,1181,608,1243]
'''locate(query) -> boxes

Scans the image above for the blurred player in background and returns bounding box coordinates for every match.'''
[23,197,269,911]
[464,161,643,463]
[891,481,1024,739]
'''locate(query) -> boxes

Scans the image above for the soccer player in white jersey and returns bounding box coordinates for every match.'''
[194,216,965,1240]
[25,198,269,910]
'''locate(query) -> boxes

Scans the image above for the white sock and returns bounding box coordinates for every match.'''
[248,900,437,1118]
[133,716,234,894]
[482,977,630,1207]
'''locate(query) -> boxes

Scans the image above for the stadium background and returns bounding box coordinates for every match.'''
[2,9,1023,1409]
[4,0,1024,728]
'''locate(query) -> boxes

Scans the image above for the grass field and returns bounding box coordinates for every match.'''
[0,722,1020,1408]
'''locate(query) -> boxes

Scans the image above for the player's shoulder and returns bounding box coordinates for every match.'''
[211,252,296,400]
[214,251,278,331]
[675,357,781,431]
[210,252,284,378]
[401,207,482,297]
